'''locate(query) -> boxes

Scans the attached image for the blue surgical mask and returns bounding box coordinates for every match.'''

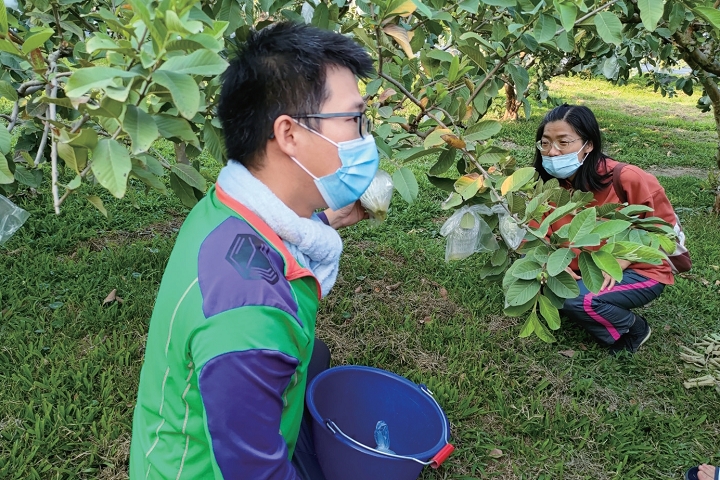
[541,142,588,179]
[291,122,380,210]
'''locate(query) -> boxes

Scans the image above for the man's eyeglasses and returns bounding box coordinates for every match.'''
[292,112,373,139]
[536,138,581,153]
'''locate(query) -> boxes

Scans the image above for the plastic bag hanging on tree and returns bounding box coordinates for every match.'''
[0,194,30,245]
[498,214,526,251]
[360,169,394,226]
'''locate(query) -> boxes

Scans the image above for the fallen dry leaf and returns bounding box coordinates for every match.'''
[374,287,381,293]
[578,343,588,351]
[103,289,117,305]
[664,324,671,332]
[386,282,402,291]
[419,316,432,324]
[439,287,448,299]
[559,349,575,358]
[354,286,362,294]
[377,88,397,104]
[488,448,503,459]
[710,265,719,271]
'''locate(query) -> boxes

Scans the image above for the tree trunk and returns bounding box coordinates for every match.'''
[502,82,521,121]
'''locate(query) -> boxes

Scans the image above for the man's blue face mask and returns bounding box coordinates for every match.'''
[541,141,589,179]
[290,120,380,210]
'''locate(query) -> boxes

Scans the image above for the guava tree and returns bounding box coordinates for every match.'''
[0,0,681,341]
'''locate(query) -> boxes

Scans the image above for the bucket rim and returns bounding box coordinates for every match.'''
[306,365,450,462]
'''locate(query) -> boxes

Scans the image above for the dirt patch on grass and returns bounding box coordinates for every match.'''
[95,433,130,480]
[76,215,184,253]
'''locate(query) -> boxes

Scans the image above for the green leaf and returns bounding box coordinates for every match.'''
[543,285,566,309]
[533,14,557,44]
[203,123,225,163]
[426,174,456,193]
[64,67,140,98]
[458,46,486,71]
[170,172,199,208]
[694,7,720,30]
[591,219,631,238]
[637,0,663,32]
[91,138,131,198]
[546,248,574,276]
[131,164,167,193]
[618,204,654,216]
[538,294,561,330]
[155,115,200,148]
[170,164,206,192]
[424,128,452,149]
[85,34,121,54]
[578,252,604,293]
[13,165,42,188]
[0,155,13,184]
[593,11,623,46]
[158,49,229,76]
[0,0,7,38]
[500,167,535,195]
[151,71,201,120]
[0,125,10,155]
[568,207,596,242]
[393,167,419,203]
[86,195,107,217]
[21,28,54,54]
[441,192,463,210]
[429,149,456,175]
[57,143,88,174]
[0,80,18,102]
[511,260,543,280]
[533,314,557,343]
[482,0,517,6]
[546,271,580,299]
[537,201,578,236]
[123,106,159,155]
[571,234,601,247]
[506,279,541,306]
[519,313,536,337]
[555,0,577,32]
[411,0,434,18]
[592,250,623,282]
[66,175,82,190]
[464,120,501,142]
[454,173,483,200]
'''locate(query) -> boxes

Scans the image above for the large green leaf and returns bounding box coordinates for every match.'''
[591,219,631,239]
[21,28,54,54]
[0,125,10,155]
[0,155,13,184]
[533,14,557,44]
[554,0,577,32]
[65,67,140,98]
[536,201,578,236]
[593,11,623,46]
[533,314,557,343]
[506,279,541,306]
[500,167,536,195]
[546,271,580,299]
[170,164,206,192]
[568,206,596,242]
[86,195,107,217]
[57,143,88,174]
[464,120,501,142]
[14,165,42,188]
[203,123,226,163]
[538,294,561,330]
[0,80,17,102]
[123,105,159,155]
[393,167,419,204]
[152,70,201,120]
[91,138,132,198]
[519,312,536,338]
[170,172,199,208]
[618,204,654,216]
[694,7,720,31]
[158,49,229,76]
[546,248,574,276]
[0,0,7,37]
[429,149,457,175]
[578,252,604,293]
[511,259,543,280]
[591,250,623,282]
[155,115,200,148]
[482,0,517,6]
[637,0,664,32]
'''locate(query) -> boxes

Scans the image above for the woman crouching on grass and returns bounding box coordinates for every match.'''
[532,104,681,354]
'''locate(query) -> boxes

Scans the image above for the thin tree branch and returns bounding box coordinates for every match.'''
[52,5,63,39]
[57,162,92,208]
[34,121,50,166]
[555,0,622,36]
[68,7,97,33]
[7,102,19,131]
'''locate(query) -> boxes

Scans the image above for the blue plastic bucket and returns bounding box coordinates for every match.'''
[306,366,454,480]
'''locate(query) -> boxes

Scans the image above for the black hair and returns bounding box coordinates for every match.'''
[217,22,374,169]
[532,104,612,192]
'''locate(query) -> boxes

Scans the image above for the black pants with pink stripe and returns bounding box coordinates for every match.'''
[560,269,666,346]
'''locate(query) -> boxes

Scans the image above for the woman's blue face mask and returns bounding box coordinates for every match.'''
[541,141,589,179]
[290,121,380,210]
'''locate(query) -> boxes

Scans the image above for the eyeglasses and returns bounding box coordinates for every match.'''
[292,112,373,139]
[536,138,581,153]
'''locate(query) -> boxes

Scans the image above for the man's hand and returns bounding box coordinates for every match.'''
[324,201,369,229]
[600,259,632,291]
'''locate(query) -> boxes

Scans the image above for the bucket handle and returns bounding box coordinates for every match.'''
[324,384,454,469]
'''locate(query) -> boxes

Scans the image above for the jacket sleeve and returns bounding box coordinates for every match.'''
[621,166,677,225]
[197,348,302,480]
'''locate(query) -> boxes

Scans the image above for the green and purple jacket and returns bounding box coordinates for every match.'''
[129,184,320,479]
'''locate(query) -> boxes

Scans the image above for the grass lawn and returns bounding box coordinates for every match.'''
[1,75,719,480]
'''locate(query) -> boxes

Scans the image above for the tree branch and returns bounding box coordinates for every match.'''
[6,102,19,132]
[555,0,622,36]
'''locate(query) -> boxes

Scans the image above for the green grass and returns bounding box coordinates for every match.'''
[1,77,720,479]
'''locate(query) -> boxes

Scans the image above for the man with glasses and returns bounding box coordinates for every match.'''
[130,22,377,480]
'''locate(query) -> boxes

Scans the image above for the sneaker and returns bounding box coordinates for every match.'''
[609,315,652,354]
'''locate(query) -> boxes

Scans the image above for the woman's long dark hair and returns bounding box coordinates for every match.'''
[532,104,612,192]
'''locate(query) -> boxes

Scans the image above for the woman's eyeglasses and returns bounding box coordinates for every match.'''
[536,138,581,153]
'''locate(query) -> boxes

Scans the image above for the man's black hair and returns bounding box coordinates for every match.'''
[217,22,374,169]
[532,104,612,192]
